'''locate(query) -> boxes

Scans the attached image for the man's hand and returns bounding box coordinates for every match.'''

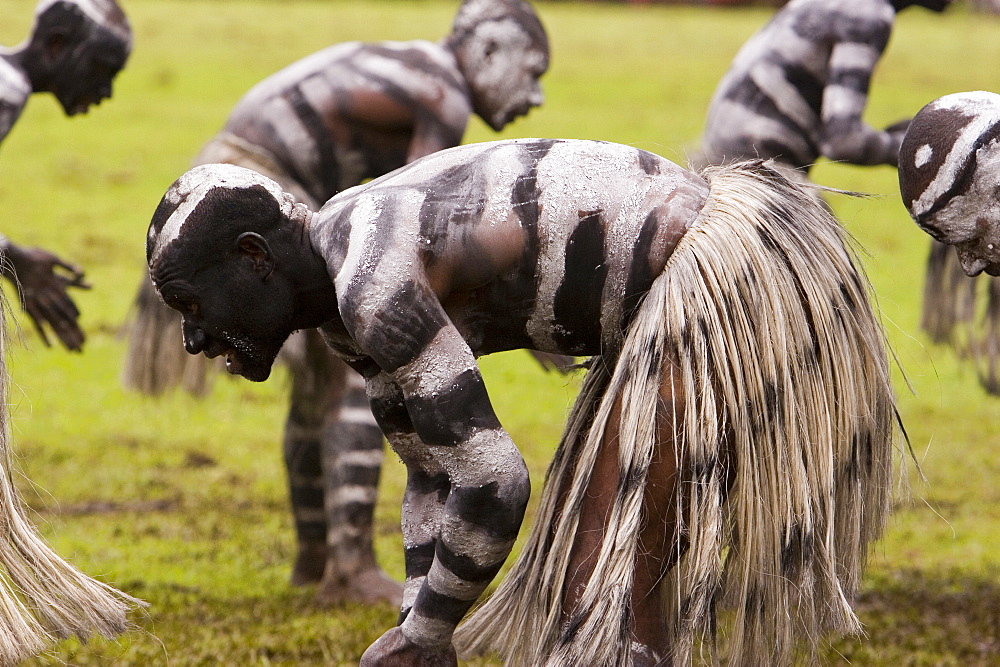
[1,243,90,351]
[359,627,457,667]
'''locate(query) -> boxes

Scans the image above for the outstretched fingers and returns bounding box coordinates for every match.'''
[23,288,86,351]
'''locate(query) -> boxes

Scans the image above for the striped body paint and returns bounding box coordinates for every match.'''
[224,40,473,206]
[0,0,130,352]
[307,139,707,648]
[147,139,707,656]
[149,140,899,662]
[1,0,130,137]
[130,0,548,608]
[701,0,948,173]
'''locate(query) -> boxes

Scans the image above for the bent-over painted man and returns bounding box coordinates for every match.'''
[700,0,950,178]
[0,0,137,662]
[146,138,899,665]
[899,91,1000,391]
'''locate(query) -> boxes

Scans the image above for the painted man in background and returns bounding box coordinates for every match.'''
[899,91,1000,368]
[699,0,951,180]
[124,0,550,607]
[0,0,131,350]
[899,91,1000,393]
[146,139,898,665]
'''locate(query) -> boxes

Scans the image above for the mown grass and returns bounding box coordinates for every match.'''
[0,0,999,664]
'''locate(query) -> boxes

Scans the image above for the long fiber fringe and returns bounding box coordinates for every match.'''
[921,239,1000,394]
[454,160,897,665]
[121,276,213,396]
[0,297,140,663]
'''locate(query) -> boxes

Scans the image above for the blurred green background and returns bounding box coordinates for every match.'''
[0,0,998,663]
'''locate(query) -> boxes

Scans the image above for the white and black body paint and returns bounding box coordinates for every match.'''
[1,0,130,138]
[0,0,130,353]
[701,0,949,173]
[897,91,1000,393]
[147,139,708,649]
[211,0,547,207]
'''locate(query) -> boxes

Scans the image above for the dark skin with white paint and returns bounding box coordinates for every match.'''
[149,142,709,664]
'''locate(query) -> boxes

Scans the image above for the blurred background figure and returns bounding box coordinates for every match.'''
[697,0,951,186]
[123,0,552,608]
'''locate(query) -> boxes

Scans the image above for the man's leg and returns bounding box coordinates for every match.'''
[560,357,687,664]
[283,330,346,585]
[316,365,403,606]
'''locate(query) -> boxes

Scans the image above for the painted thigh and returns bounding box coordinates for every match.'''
[320,366,386,579]
[560,354,729,663]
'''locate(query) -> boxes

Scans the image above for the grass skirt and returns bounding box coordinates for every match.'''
[454,161,899,666]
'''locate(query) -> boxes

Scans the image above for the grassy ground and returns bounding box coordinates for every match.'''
[0,0,999,664]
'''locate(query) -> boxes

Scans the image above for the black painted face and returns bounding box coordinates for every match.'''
[49,28,128,116]
[153,252,295,383]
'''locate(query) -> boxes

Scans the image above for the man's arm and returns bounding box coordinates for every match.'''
[346,279,529,661]
[819,27,902,166]
[0,237,89,351]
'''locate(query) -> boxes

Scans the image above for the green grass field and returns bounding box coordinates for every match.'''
[1,0,999,663]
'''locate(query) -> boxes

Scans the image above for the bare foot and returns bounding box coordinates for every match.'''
[359,627,457,667]
[316,567,404,607]
[289,541,327,586]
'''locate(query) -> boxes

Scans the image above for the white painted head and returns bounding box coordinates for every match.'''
[448,0,549,131]
[147,163,296,267]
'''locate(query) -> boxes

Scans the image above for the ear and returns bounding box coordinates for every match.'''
[236,232,274,279]
[483,39,498,60]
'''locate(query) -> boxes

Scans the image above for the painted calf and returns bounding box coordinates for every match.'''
[147,139,898,665]
[124,0,551,606]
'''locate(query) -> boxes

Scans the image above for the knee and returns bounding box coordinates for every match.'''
[450,461,529,542]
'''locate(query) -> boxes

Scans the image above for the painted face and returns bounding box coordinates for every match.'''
[921,153,1000,277]
[464,19,548,132]
[49,28,128,116]
[899,91,1000,276]
[154,259,293,382]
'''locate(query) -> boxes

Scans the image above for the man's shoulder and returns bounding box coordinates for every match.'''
[0,59,30,103]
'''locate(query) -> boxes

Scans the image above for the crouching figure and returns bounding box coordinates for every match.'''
[145,139,898,665]
[899,91,1000,393]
